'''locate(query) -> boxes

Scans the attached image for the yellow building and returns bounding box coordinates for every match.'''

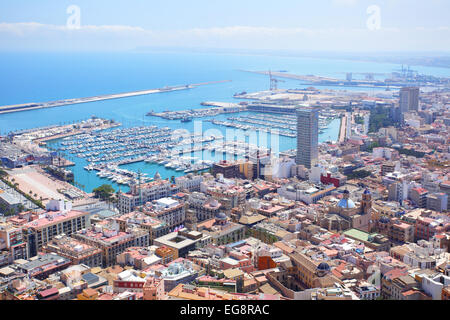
[77,288,99,300]
[289,251,341,290]
[239,161,254,180]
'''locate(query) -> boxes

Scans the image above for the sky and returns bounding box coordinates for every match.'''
[0,0,449,52]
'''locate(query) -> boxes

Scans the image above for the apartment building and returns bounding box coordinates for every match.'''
[0,221,28,264]
[187,192,222,222]
[175,174,203,192]
[41,234,102,267]
[426,193,448,212]
[141,197,185,231]
[115,211,169,245]
[72,220,149,267]
[22,200,89,257]
[410,187,428,208]
[118,179,180,214]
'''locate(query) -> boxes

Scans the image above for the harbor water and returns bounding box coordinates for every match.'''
[1,51,449,192]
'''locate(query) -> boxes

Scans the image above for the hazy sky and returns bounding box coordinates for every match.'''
[0,0,449,52]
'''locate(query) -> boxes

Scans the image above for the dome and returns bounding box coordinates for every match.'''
[168,263,184,275]
[379,216,390,224]
[206,198,219,208]
[337,198,356,209]
[363,189,371,195]
[317,262,331,271]
[215,211,227,221]
[154,172,161,180]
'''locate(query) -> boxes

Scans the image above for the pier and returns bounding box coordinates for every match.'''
[241,70,444,89]
[338,114,348,143]
[0,80,232,115]
[147,102,243,120]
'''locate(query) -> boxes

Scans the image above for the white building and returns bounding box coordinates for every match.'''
[418,273,450,300]
[270,158,296,179]
[383,172,411,203]
[175,174,203,192]
[309,165,323,184]
[46,199,72,212]
[402,240,448,269]
[373,147,394,160]
[277,182,335,204]
[142,198,186,231]
[118,180,180,214]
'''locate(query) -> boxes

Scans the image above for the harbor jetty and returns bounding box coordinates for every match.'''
[0,80,232,115]
[338,114,347,143]
[240,70,448,89]
[147,103,244,120]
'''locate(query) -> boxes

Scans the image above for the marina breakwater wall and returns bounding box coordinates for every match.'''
[0,80,232,115]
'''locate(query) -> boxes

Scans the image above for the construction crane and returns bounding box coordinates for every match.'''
[393,65,418,79]
[337,72,389,81]
[393,65,417,73]
[268,70,285,91]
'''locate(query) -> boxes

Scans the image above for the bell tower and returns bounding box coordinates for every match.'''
[361,189,372,215]
[185,208,198,231]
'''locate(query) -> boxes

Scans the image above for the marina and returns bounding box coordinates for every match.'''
[207,109,339,138]
[208,119,297,137]
[54,125,221,186]
[50,122,276,187]
[44,111,341,191]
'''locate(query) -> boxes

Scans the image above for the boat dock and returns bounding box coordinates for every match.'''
[206,110,338,138]
[147,103,244,120]
[35,121,121,145]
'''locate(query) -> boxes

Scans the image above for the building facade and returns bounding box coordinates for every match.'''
[296,106,319,169]
[22,203,89,258]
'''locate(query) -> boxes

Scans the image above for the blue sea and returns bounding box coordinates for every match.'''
[1,51,449,192]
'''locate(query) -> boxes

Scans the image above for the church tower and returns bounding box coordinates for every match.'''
[185,208,198,231]
[361,189,372,215]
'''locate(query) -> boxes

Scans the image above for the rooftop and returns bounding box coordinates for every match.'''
[19,253,70,274]
[24,210,88,229]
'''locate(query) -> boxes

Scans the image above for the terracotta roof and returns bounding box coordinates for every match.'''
[39,287,59,298]
[332,269,343,278]
[273,241,294,254]
[384,268,408,280]
[83,288,98,297]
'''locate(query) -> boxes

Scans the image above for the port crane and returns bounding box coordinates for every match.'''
[268,70,285,91]
[337,72,389,81]
[392,65,418,79]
